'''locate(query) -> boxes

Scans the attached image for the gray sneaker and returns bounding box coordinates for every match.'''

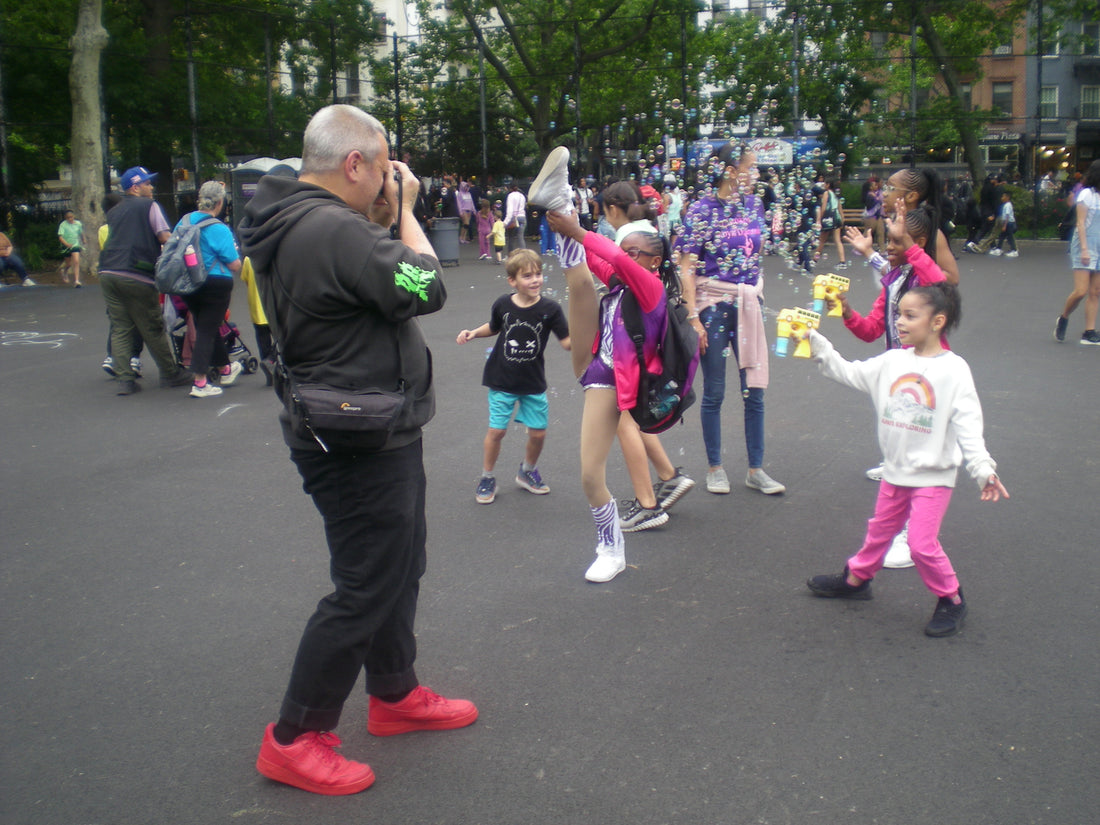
[653,468,695,510]
[706,467,730,494]
[745,468,786,495]
[619,499,669,532]
[527,146,572,211]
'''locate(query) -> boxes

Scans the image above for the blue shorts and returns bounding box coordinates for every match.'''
[487,389,549,431]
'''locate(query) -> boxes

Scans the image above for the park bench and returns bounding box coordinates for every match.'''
[842,208,864,226]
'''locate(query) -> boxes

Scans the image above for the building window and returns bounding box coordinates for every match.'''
[958,83,972,111]
[991,82,1013,116]
[1041,17,1061,57]
[1082,86,1100,120]
[346,63,360,98]
[1085,22,1100,56]
[1040,86,1058,119]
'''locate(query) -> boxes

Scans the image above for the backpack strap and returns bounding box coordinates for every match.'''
[619,288,652,407]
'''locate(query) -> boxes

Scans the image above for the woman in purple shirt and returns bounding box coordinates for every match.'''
[676,143,785,497]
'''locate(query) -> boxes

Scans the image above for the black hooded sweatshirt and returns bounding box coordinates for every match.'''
[238,175,446,452]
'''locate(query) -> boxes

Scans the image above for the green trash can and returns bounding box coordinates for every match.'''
[430,217,461,267]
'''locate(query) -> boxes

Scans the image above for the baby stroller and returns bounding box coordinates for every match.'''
[163,296,260,377]
[222,319,260,375]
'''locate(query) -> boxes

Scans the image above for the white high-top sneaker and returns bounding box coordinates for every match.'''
[527,146,573,212]
[585,499,626,582]
[585,541,626,582]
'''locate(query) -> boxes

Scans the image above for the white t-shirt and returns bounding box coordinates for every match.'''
[504,190,526,228]
[575,186,592,216]
[1075,187,1099,232]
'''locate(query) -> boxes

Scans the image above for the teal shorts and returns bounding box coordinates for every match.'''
[487,389,549,431]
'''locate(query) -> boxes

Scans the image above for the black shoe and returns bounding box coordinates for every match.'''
[116,379,141,396]
[160,370,194,388]
[1080,330,1100,346]
[1054,316,1068,343]
[924,590,967,637]
[807,566,873,600]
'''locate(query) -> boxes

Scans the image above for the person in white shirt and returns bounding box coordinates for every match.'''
[1054,159,1100,345]
[804,282,1009,637]
[989,192,1018,257]
[575,180,594,230]
[504,182,527,255]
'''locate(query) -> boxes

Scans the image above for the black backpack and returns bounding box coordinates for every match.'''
[619,257,700,434]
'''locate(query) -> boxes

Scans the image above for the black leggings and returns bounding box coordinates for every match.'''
[183,278,233,376]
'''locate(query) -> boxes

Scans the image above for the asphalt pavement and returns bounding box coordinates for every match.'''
[1,238,1097,825]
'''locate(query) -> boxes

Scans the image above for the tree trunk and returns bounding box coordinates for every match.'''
[917,9,986,184]
[69,0,108,281]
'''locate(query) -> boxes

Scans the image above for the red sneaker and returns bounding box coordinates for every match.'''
[256,723,375,795]
[367,686,479,736]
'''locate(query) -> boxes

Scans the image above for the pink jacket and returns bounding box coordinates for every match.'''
[844,245,948,350]
[583,231,666,411]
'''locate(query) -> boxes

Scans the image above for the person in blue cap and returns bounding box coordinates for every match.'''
[98,166,193,395]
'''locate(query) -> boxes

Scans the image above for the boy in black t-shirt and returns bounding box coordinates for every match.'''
[456,248,571,504]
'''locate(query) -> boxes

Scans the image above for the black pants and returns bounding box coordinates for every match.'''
[183,278,233,376]
[279,439,426,730]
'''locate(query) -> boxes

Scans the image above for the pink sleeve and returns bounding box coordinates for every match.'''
[582,231,664,313]
[843,291,887,342]
[906,245,947,285]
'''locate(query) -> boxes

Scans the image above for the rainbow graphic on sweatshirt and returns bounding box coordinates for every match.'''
[883,373,935,434]
[889,373,936,409]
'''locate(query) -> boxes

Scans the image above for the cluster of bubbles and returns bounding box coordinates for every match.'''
[599,129,854,292]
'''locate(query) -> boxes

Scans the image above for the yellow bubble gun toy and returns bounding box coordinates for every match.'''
[775,307,821,358]
[812,273,851,317]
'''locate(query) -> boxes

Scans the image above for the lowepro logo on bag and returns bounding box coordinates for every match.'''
[339,402,363,412]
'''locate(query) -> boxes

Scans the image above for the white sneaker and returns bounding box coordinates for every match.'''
[745,468,786,495]
[527,146,572,211]
[865,464,885,481]
[882,526,914,569]
[1004,250,1019,258]
[190,382,224,398]
[585,545,626,582]
[102,357,116,377]
[22,277,36,286]
[130,357,142,377]
[988,248,1002,256]
[219,360,243,386]
[706,467,730,494]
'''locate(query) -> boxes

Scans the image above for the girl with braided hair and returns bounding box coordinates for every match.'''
[880,167,959,285]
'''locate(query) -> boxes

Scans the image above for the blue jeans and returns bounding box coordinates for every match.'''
[699,301,765,468]
[538,215,557,254]
[0,252,30,282]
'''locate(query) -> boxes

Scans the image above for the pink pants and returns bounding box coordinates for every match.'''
[848,482,960,598]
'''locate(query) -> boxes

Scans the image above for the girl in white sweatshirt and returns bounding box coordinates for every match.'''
[804,283,1009,637]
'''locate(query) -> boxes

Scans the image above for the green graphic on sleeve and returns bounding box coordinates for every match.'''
[394,261,437,301]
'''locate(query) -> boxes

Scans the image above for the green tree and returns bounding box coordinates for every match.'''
[785,0,1091,182]
[1,0,383,211]
[393,0,698,179]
